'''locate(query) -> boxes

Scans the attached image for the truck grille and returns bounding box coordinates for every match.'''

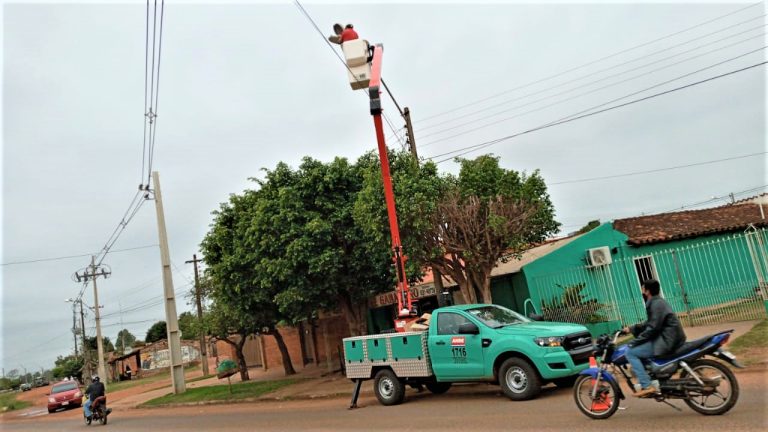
[563,331,593,365]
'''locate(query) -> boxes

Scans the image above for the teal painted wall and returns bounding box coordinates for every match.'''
[521,223,767,326]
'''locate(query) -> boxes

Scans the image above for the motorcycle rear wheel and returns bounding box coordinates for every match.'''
[680,359,739,415]
[573,375,620,419]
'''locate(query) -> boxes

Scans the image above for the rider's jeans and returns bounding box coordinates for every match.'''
[83,400,92,417]
[626,342,655,389]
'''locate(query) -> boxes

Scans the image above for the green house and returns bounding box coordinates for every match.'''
[507,197,768,332]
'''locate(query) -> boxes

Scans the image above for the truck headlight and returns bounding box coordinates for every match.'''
[534,336,564,347]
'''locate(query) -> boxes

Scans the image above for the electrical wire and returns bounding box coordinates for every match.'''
[1,244,158,267]
[421,39,767,148]
[548,152,767,186]
[416,2,763,124]
[427,60,767,163]
[418,25,767,144]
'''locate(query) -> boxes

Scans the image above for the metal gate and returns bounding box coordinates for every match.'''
[529,228,768,327]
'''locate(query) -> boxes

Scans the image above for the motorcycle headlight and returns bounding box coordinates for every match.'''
[534,336,565,347]
[48,397,56,403]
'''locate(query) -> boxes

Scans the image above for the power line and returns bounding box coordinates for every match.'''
[416,2,763,124]
[549,152,767,186]
[1,244,158,267]
[417,23,766,143]
[428,60,767,163]
[421,38,766,148]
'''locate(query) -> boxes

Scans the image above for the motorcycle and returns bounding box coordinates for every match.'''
[83,395,111,425]
[573,329,742,419]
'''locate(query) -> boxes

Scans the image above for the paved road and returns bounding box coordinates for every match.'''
[3,371,766,431]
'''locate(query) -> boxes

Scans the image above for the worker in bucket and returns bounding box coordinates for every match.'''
[328,23,359,44]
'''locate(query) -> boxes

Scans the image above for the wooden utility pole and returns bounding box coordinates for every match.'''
[151,171,186,394]
[185,254,209,376]
[403,107,418,160]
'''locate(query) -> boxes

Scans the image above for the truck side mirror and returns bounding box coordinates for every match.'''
[458,322,479,335]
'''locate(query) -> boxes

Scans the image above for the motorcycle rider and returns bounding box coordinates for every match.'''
[83,375,110,419]
[623,279,686,397]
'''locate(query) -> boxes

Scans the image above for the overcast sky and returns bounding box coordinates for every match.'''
[2,0,765,373]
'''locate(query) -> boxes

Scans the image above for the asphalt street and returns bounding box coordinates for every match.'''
[3,371,766,431]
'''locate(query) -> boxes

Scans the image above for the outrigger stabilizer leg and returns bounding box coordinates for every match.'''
[349,379,363,409]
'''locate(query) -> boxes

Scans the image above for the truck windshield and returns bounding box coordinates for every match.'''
[467,305,530,328]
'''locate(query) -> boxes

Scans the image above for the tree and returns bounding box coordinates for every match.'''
[145,321,167,344]
[86,336,115,353]
[114,329,137,353]
[577,220,601,234]
[201,189,295,376]
[422,156,559,303]
[355,153,559,305]
[51,355,84,380]
[178,312,198,340]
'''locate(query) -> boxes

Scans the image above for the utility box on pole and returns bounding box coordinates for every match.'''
[152,171,186,394]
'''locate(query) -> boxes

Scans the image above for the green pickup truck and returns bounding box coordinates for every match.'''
[343,304,593,406]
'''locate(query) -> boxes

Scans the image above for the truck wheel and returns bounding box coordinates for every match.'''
[425,382,452,394]
[374,369,405,406]
[499,358,541,401]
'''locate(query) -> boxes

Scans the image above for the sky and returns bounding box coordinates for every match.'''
[1,0,766,374]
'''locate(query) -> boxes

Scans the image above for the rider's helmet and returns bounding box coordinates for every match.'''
[92,375,100,383]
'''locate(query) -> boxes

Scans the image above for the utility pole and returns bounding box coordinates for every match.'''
[151,171,186,394]
[402,107,418,160]
[90,256,108,388]
[185,254,209,377]
[70,301,79,357]
[79,300,90,381]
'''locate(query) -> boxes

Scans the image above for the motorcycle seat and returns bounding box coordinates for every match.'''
[653,336,711,361]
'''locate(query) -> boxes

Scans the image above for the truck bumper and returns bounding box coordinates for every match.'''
[536,347,591,379]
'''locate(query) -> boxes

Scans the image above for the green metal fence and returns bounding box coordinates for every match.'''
[529,227,768,327]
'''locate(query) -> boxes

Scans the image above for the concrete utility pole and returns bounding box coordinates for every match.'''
[185,254,209,377]
[79,300,90,381]
[90,256,108,388]
[69,300,79,357]
[151,171,186,394]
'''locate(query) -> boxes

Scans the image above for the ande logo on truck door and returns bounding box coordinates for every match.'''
[450,337,467,363]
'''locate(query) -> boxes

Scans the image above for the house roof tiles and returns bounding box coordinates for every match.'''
[613,199,767,245]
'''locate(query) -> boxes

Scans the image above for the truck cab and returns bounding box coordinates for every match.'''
[343,304,593,406]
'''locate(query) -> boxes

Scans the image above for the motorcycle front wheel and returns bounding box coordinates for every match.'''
[573,375,621,419]
[680,359,739,415]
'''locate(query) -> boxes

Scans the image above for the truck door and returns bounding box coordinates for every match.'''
[429,312,485,379]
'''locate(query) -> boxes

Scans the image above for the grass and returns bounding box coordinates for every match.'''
[0,392,32,412]
[728,320,768,366]
[140,379,296,407]
[108,365,201,393]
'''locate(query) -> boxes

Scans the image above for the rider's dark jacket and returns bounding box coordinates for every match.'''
[85,381,105,402]
[630,295,686,356]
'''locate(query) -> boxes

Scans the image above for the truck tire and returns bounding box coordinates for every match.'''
[499,358,541,401]
[374,369,406,406]
[425,382,452,394]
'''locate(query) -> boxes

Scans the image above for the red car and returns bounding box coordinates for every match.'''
[47,381,83,413]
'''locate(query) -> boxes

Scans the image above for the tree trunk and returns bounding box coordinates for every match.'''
[339,294,368,336]
[309,318,320,366]
[235,334,250,381]
[271,328,296,376]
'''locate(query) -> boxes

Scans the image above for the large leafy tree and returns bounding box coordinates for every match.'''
[201,189,296,376]
[424,156,560,303]
[178,312,198,340]
[114,329,137,353]
[51,355,84,380]
[255,157,399,336]
[356,152,559,305]
[85,336,115,353]
[145,321,167,344]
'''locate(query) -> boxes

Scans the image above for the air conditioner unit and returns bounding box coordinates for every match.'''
[587,246,612,266]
